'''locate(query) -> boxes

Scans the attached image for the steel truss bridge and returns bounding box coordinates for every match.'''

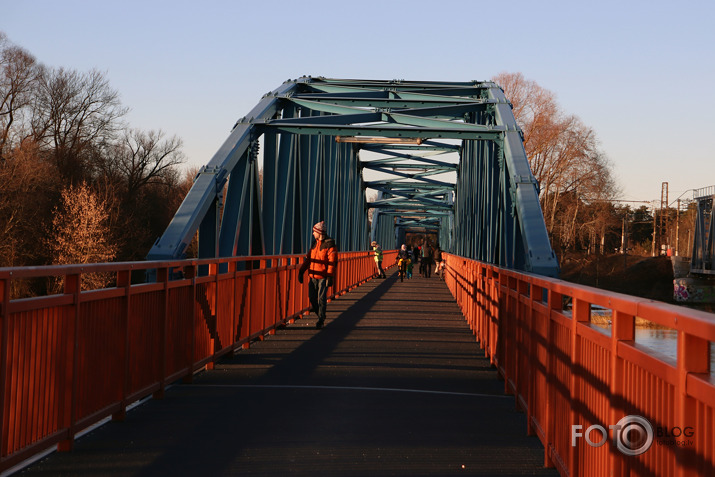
[1,78,715,476]
[692,186,715,275]
[147,77,559,278]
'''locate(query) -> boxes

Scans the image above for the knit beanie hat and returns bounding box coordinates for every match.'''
[313,221,326,234]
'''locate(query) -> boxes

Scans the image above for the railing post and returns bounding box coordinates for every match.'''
[514,277,530,408]
[488,266,499,364]
[568,298,590,476]
[609,310,635,476]
[478,263,487,352]
[470,266,477,336]
[0,277,9,458]
[58,273,80,452]
[153,267,169,398]
[292,256,299,323]
[676,331,710,477]
[242,261,253,350]
[228,260,239,354]
[501,273,513,395]
[183,263,197,383]
[526,282,542,437]
[204,262,219,369]
[287,257,296,325]
[477,264,486,351]
[261,259,267,337]
[113,270,131,421]
[269,258,280,335]
[544,288,562,469]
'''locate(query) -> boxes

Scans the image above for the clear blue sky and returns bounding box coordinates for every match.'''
[3,0,714,204]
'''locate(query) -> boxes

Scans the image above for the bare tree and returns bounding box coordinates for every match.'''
[173,166,200,258]
[366,190,377,225]
[0,33,39,162]
[93,129,186,260]
[492,72,620,252]
[31,67,127,183]
[109,128,185,199]
[0,33,195,271]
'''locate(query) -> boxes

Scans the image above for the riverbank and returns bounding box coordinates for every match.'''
[559,253,714,325]
[559,253,675,303]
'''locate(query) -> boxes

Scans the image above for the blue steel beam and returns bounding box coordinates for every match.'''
[292,96,488,109]
[361,142,460,153]
[363,167,454,188]
[691,194,715,275]
[363,162,457,172]
[257,121,503,141]
[147,79,305,261]
[370,203,452,211]
[364,181,452,190]
[487,83,558,276]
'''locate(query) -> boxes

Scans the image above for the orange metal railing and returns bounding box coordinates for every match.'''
[0,250,396,472]
[443,253,715,477]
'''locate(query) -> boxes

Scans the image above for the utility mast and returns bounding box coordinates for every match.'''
[660,182,668,254]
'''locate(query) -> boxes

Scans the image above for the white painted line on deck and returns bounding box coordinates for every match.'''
[185,384,512,399]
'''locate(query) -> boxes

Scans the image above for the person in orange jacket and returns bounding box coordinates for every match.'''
[298,221,337,329]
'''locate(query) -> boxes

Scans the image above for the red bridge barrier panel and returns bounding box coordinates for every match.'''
[442,253,715,477]
[0,252,383,472]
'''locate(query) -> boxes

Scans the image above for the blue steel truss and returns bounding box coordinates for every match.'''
[147,77,559,277]
[691,188,715,275]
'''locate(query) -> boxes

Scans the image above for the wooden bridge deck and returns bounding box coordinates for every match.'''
[17,271,558,476]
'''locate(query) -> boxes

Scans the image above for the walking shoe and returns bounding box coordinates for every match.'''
[316,320,324,329]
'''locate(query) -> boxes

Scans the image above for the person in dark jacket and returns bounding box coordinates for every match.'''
[298,221,337,329]
[421,242,433,278]
[433,245,444,278]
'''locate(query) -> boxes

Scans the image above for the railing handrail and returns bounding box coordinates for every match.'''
[693,185,715,199]
[0,250,395,281]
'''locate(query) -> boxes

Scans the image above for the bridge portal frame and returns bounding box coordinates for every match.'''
[148,77,559,277]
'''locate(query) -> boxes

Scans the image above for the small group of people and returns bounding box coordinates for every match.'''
[372,240,443,281]
[298,226,449,331]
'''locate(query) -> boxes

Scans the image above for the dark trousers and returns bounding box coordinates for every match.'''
[375,260,385,277]
[422,258,433,278]
[399,261,407,281]
[309,277,329,322]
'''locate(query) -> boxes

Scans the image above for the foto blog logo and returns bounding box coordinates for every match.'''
[572,415,654,456]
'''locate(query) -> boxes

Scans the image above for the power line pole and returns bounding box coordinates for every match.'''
[622,210,628,270]
[676,198,681,256]
[659,182,668,255]
[652,201,657,257]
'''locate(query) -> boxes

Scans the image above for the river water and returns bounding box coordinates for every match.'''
[590,320,715,375]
